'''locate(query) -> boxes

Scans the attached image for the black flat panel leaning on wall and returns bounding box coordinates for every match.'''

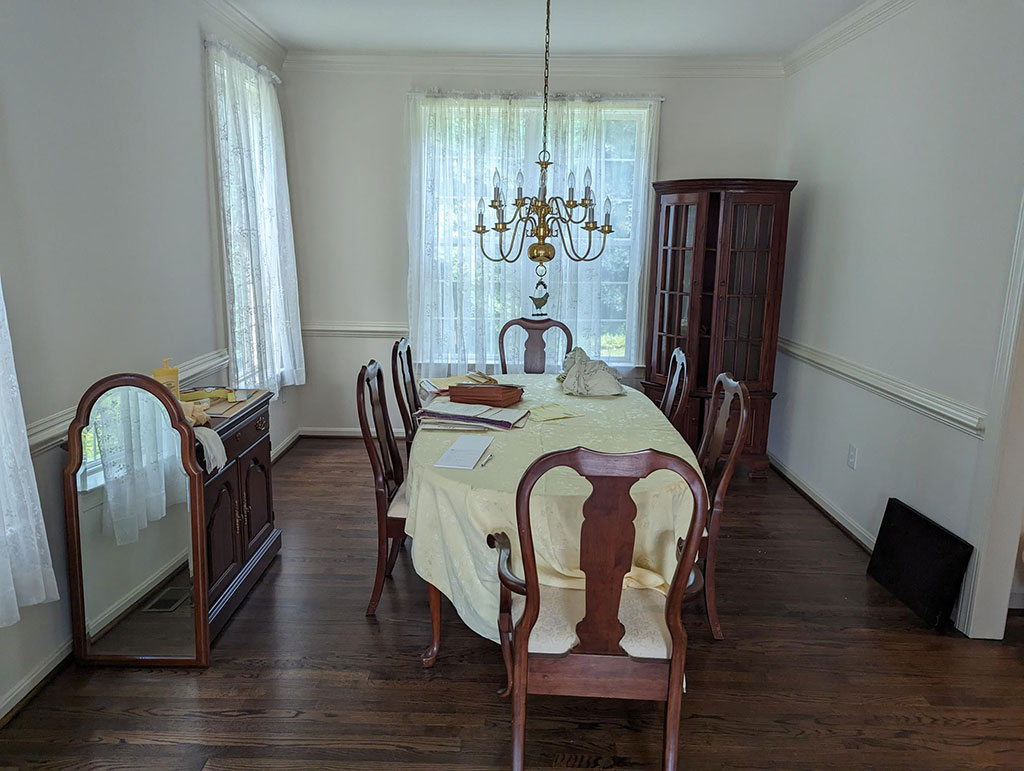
[867,498,973,630]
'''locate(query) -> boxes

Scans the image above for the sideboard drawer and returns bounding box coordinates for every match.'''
[222,406,270,459]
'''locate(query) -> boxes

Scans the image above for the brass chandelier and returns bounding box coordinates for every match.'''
[473,0,613,315]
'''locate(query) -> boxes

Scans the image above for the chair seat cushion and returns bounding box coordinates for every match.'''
[387,482,409,519]
[513,583,681,660]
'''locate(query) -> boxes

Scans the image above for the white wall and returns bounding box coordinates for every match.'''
[0,0,292,719]
[280,59,785,433]
[769,2,1024,624]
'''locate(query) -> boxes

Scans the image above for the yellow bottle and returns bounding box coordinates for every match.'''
[153,358,180,399]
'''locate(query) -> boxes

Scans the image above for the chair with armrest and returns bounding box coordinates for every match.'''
[487,446,709,771]
[391,337,421,458]
[691,372,750,640]
[356,360,409,616]
[498,317,573,374]
[659,347,690,430]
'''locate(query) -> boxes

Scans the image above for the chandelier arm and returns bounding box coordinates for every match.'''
[497,223,515,261]
[581,230,610,261]
[550,196,590,226]
[515,217,532,261]
[506,199,529,227]
[555,216,591,262]
[504,213,530,261]
[479,231,504,262]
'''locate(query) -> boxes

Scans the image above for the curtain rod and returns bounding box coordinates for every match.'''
[204,39,282,85]
[409,89,664,102]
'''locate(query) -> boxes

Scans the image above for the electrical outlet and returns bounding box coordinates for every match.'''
[847,444,858,470]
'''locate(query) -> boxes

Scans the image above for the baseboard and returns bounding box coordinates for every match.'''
[0,638,73,726]
[86,548,190,638]
[271,428,301,462]
[297,426,362,439]
[298,426,405,439]
[768,452,876,553]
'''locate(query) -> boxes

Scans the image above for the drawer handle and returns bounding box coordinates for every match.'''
[235,431,243,442]
[255,416,267,431]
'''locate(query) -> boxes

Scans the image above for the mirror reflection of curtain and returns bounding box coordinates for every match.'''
[94,389,188,546]
[0,271,59,627]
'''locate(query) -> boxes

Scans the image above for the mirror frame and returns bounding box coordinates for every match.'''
[62,373,210,667]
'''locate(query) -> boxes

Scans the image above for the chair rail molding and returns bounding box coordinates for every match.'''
[777,337,986,438]
[783,0,915,75]
[284,52,784,79]
[302,321,410,339]
[26,348,230,456]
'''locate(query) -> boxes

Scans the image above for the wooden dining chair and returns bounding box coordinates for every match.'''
[356,360,409,616]
[659,347,690,430]
[487,447,709,771]
[692,372,750,640]
[498,317,573,374]
[391,337,421,458]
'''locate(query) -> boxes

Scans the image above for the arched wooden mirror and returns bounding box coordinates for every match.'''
[63,374,209,666]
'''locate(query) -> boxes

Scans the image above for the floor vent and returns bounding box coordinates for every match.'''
[141,585,191,613]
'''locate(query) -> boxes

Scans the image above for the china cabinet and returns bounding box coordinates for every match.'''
[642,179,796,473]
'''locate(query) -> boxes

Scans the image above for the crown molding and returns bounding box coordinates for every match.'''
[201,0,287,68]
[777,337,986,438]
[283,52,784,79]
[783,0,915,75]
[26,348,230,456]
[302,321,410,338]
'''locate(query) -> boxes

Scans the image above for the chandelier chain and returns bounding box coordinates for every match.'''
[542,0,550,157]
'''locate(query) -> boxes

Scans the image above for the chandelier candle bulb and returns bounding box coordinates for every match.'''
[475,197,487,233]
[567,171,576,202]
[516,170,524,201]
[604,197,612,225]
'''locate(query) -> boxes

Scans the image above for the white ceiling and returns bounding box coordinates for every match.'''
[231,0,866,57]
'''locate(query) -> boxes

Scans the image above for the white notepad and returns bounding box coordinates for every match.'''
[434,435,493,469]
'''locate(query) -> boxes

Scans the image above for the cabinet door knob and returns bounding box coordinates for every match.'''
[235,431,243,442]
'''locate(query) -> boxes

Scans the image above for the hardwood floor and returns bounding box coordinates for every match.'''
[3,438,1023,770]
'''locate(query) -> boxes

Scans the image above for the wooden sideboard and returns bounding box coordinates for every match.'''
[199,391,282,639]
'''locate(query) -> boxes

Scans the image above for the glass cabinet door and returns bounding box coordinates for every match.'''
[649,193,703,381]
[715,193,778,390]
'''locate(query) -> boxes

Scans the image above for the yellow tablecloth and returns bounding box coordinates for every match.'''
[404,374,704,643]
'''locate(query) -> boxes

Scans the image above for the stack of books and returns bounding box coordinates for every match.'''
[448,383,523,407]
[415,402,530,432]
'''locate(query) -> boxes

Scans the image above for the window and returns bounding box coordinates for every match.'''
[206,41,305,393]
[408,94,660,376]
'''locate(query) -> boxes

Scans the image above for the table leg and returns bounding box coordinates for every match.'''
[422,582,441,668]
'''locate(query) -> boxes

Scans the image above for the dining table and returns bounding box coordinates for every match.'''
[403,373,705,665]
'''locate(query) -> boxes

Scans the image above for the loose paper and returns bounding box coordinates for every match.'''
[434,435,494,469]
[529,403,583,422]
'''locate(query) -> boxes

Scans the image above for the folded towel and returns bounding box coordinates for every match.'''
[194,426,227,473]
[558,347,624,396]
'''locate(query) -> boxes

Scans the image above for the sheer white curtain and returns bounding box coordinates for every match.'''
[0,272,58,628]
[408,93,660,377]
[206,41,305,393]
[92,389,188,547]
